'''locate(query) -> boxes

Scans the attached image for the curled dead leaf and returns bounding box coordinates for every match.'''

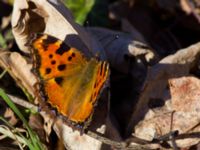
[88,27,158,75]
[12,0,106,59]
[129,42,200,148]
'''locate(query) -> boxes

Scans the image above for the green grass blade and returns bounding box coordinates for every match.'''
[63,0,95,25]
[0,33,8,49]
[0,70,7,79]
[0,117,35,149]
[0,88,43,150]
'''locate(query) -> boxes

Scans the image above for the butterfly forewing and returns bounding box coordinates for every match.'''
[32,34,87,80]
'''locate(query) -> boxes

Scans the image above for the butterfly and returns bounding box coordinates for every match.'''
[29,33,109,129]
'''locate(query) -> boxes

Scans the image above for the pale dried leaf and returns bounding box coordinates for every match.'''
[88,27,158,74]
[39,111,54,142]
[0,125,27,147]
[127,42,200,137]
[135,111,200,147]
[130,43,200,148]
[7,94,37,111]
[53,119,102,150]
[8,53,36,96]
[1,15,11,30]
[11,0,106,59]
[180,0,200,23]
[0,51,36,97]
[4,108,18,126]
[170,76,200,112]
[180,0,192,14]
[29,114,46,143]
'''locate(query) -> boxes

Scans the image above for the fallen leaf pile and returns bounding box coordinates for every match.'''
[0,0,200,149]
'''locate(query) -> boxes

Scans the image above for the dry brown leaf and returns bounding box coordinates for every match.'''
[135,76,200,148]
[88,27,159,144]
[9,0,170,149]
[135,112,200,147]
[127,42,200,148]
[8,53,36,97]
[170,76,200,112]
[1,15,11,30]
[127,42,200,136]
[0,51,36,97]
[88,27,158,74]
[180,0,192,14]
[11,0,106,59]
[180,0,200,23]
[29,114,46,143]
[53,119,102,150]
[4,108,18,126]
[0,97,18,127]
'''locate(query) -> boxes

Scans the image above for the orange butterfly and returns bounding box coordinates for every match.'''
[29,33,109,129]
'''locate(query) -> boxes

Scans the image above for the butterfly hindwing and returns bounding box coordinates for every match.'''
[61,60,109,122]
[30,33,109,125]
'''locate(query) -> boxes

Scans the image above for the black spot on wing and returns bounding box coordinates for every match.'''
[45,68,51,74]
[42,43,48,51]
[43,36,58,44]
[57,64,66,71]
[72,52,76,57]
[49,54,53,58]
[55,77,64,85]
[43,36,58,51]
[51,60,56,65]
[56,42,70,55]
[68,56,72,61]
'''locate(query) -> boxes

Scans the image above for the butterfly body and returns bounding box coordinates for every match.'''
[29,34,109,127]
